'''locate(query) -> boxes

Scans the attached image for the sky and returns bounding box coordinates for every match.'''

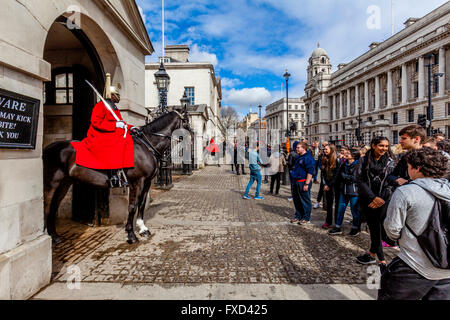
[136,0,449,119]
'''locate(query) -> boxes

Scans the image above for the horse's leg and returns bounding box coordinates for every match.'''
[46,178,73,244]
[125,180,144,244]
[136,178,152,237]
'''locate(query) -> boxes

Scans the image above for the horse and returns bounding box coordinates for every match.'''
[43,109,190,244]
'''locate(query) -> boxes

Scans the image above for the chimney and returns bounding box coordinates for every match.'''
[404,18,419,28]
[369,42,381,50]
[165,45,190,62]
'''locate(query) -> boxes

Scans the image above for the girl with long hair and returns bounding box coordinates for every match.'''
[356,137,396,267]
[320,144,340,229]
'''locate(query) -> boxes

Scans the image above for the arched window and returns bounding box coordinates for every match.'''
[321,57,325,64]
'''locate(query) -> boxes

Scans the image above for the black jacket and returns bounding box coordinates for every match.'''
[386,152,408,187]
[287,151,299,170]
[356,152,396,206]
[338,159,360,196]
[320,159,340,188]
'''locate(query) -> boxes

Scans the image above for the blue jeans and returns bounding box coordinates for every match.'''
[290,175,301,219]
[292,181,312,221]
[336,194,360,229]
[244,170,262,197]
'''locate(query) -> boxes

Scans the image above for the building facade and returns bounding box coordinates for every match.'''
[305,3,450,146]
[0,0,152,299]
[265,98,307,143]
[145,45,224,167]
[239,109,259,132]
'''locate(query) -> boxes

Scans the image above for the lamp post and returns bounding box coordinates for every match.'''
[426,54,444,136]
[283,69,290,186]
[258,104,262,142]
[154,61,173,189]
[180,92,192,175]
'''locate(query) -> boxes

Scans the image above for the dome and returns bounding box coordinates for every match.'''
[311,42,327,58]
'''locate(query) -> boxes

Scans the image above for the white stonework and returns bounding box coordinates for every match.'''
[265,98,307,143]
[145,45,224,167]
[0,0,152,299]
[305,3,450,145]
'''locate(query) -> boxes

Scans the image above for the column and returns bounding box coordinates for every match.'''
[339,91,343,119]
[375,75,380,110]
[355,84,359,113]
[418,56,424,99]
[333,95,336,120]
[439,47,446,96]
[346,88,351,117]
[364,80,369,113]
[387,70,393,107]
[402,63,407,104]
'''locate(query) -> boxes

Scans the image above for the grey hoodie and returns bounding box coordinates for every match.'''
[384,178,450,280]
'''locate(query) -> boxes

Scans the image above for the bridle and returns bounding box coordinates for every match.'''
[133,111,188,159]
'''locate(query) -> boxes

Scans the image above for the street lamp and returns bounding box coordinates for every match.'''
[180,92,192,175]
[154,61,170,114]
[426,54,444,136]
[258,104,262,142]
[154,61,172,189]
[283,69,291,141]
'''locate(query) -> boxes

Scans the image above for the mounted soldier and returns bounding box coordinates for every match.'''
[71,74,136,187]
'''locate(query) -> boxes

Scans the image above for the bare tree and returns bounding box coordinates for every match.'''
[220,106,240,132]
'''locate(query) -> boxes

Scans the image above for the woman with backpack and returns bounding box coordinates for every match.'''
[320,144,340,229]
[328,147,361,236]
[356,137,396,267]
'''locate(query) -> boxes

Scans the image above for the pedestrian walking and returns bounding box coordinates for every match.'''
[269,148,286,196]
[356,137,396,267]
[328,147,361,236]
[320,144,340,229]
[379,148,450,300]
[313,141,328,209]
[243,143,267,200]
[290,142,315,225]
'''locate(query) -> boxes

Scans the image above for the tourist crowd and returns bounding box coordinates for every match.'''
[238,125,450,300]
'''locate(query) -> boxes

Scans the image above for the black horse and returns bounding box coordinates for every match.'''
[43,110,190,244]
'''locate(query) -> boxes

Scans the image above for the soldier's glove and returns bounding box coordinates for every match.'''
[116,121,126,129]
[130,126,142,136]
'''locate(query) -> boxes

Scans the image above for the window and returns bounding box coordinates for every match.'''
[397,87,402,103]
[335,123,338,131]
[434,52,439,65]
[329,125,332,132]
[342,122,345,130]
[447,103,450,117]
[295,113,298,119]
[413,82,419,98]
[408,109,414,123]
[295,105,298,110]
[378,114,384,120]
[393,131,399,144]
[321,58,325,64]
[393,112,398,124]
[367,117,373,122]
[184,87,195,105]
[55,72,73,104]
[301,114,304,119]
[434,76,439,94]
[415,61,419,73]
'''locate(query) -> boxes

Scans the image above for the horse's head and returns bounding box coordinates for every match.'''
[172,109,191,132]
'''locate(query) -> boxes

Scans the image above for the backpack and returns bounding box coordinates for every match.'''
[405,189,450,269]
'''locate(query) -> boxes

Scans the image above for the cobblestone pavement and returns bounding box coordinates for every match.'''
[37,166,399,298]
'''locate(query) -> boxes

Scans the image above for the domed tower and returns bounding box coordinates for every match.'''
[307,42,331,82]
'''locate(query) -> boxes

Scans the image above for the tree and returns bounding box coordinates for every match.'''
[220,106,240,132]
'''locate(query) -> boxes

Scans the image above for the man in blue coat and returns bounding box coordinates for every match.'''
[290,142,316,224]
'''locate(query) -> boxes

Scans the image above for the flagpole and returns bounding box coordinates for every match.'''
[162,0,165,57]
[391,0,394,36]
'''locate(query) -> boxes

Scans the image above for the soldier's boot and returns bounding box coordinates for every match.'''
[108,170,121,188]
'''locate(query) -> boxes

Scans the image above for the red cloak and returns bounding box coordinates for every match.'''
[71,101,134,169]
[206,138,219,153]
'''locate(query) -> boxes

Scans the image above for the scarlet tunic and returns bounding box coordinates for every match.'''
[71,100,134,169]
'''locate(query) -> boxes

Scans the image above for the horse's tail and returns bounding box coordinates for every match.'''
[42,140,74,186]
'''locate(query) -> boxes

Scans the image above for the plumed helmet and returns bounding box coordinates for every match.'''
[110,86,120,96]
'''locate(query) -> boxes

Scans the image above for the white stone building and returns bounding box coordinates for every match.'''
[145,45,224,167]
[265,98,307,143]
[305,3,450,146]
[0,0,152,299]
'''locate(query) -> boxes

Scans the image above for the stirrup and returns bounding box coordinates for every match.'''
[118,169,129,188]
[108,173,121,188]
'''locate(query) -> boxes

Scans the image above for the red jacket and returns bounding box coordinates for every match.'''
[71,101,134,169]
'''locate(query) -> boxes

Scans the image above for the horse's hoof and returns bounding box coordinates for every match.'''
[51,235,62,245]
[139,230,151,237]
[127,234,139,244]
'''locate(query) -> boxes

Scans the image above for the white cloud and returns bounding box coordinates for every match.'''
[223,87,272,108]
[221,77,243,88]
[189,44,218,66]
